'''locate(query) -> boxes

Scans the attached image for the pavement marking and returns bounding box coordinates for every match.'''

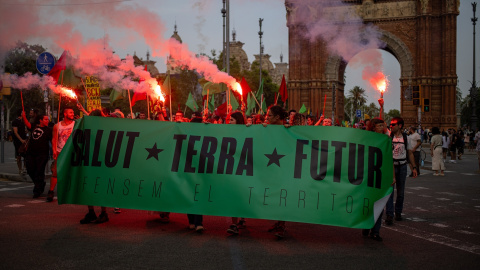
[431,223,449,228]
[408,217,427,222]
[418,194,432,198]
[436,192,464,196]
[456,230,478,235]
[461,173,477,176]
[436,198,451,201]
[0,188,23,192]
[414,207,428,211]
[4,204,25,208]
[7,182,22,185]
[385,223,480,255]
[27,200,45,204]
[407,187,430,191]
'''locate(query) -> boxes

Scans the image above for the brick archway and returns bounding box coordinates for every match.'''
[286,0,459,129]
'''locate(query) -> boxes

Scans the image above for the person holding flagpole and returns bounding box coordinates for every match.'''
[264,105,288,238]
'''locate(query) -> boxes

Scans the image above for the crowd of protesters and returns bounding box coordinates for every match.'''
[11,103,480,241]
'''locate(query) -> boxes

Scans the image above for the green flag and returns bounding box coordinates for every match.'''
[246,92,256,116]
[299,103,307,114]
[58,68,82,89]
[163,73,171,95]
[185,92,198,111]
[109,89,124,104]
[208,93,215,112]
[230,91,240,111]
[201,81,227,95]
[255,79,266,113]
[58,117,393,229]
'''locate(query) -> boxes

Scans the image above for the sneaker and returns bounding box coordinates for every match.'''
[46,191,54,202]
[80,212,97,224]
[189,224,195,230]
[408,173,414,177]
[370,234,383,241]
[113,208,121,214]
[96,212,109,224]
[159,212,170,223]
[33,193,41,199]
[268,222,279,232]
[385,216,393,226]
[433,173,439,176]
[440,173,445,176]
[195,225,204,233]
[227,224,239,235]
[274,225,286,238]
[236,219,246,229]
[395,213,403,221]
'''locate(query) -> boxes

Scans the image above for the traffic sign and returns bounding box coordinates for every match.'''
[356,109,361,117]
[36,52,56,75]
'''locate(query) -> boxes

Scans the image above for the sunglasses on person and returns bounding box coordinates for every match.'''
[390,123,398,127]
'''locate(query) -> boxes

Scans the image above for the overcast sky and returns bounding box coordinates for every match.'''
[2,0,476,112]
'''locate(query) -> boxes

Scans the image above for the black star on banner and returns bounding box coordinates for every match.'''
[264,148,285,167]
[145,143,164,160]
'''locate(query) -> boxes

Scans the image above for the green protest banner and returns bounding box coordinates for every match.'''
[58,116,393,229]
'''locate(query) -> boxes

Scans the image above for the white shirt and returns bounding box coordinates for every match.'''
[408,132,421,152]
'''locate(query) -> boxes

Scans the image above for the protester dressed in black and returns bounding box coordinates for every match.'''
[22,112,52,198]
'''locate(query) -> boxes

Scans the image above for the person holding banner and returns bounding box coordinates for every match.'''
[362,118,391,241]
[265,105,289,238]
[226,112,248,235]
[386,117,417,226]
[22,112,53,198]
[79,109,110,224]
[186,116,205,232]
[48,107,75,202]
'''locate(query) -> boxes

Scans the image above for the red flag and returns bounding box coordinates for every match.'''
[47,50,68,85]
[131,65,148,106]
[215,102,228,117]
[279,74,287,102]
[240,77,252,104]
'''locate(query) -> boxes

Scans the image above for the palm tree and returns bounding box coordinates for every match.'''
[346,86,368,121]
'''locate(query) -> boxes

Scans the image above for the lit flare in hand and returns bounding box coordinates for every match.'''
[369,71,388,98]
[154,85,166,102]
[233,82,242,95]
[61,87,78,100]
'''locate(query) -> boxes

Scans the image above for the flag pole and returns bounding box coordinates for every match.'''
[147,94,150,120]
[58,70,65,123]
[80,77,90,99]
[322,94,326,117]
[127,89,134,119]
[20,91,24,112]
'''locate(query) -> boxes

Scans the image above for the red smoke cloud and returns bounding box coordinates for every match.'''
[0,0,238,95]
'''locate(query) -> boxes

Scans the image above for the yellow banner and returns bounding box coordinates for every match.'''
[85,76,101,111]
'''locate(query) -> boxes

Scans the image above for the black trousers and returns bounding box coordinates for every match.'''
[26,154,49,196]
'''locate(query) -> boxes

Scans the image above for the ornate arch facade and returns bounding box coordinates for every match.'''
[286,0,459,129]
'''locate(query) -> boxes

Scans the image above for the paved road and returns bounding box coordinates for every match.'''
[1,141,479,269]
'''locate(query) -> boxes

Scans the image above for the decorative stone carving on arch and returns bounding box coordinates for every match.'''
[378,29,414,78]
[324,29,414,83]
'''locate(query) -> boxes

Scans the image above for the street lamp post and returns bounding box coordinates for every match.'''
[259,18,264,87]
[221,0,226,70]
[471,2,478,130]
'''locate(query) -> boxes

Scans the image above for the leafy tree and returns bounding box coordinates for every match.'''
[385,109,401,125]
[3,41,46,129]
[460,84,480,129]
[343,86,367,123]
